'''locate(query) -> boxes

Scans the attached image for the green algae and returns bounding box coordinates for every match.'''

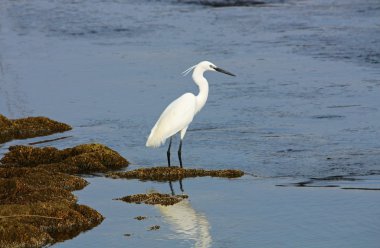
[0,114,71,144]
[107,166,244,182]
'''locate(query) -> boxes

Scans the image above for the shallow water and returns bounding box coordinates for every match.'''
[0,0,380,247]
[54,175,380,248]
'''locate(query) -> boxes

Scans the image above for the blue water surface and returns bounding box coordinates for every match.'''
[0,0,379,247]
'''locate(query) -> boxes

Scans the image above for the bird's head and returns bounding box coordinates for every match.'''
[183,61,236,77]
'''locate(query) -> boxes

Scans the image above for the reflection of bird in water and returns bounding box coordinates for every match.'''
[169,179,184,195]
[156,199,212,248]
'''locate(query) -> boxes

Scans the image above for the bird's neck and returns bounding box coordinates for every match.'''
[192,69,209,113]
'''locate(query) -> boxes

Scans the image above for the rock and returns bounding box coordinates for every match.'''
[0,202,103,247]
[1,143,129,174]
[0,114,71,144]
[0,143,129,247]
[107,166,244,182]
[134,216,147,221]
[148,225,160,231]
[115,193,188,206]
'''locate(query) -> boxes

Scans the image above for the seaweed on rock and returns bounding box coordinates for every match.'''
[0,114,72,144]
[107,166,244,182]
[0,143,129,247]
[1,144,129,174]
[115,193,188,206]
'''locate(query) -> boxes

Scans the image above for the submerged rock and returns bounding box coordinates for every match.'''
[115,193,188,206]
[134,216,147,221]
[148,225,160,231]
[107,166,244,182]
[0,143,129,247]
[0,114,71,144]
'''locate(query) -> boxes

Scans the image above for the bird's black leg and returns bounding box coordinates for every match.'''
[167,137,172,167]
[178,139,183,168]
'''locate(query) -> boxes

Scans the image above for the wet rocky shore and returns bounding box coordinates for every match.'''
[0,114,244,247]
[0,115,129,247]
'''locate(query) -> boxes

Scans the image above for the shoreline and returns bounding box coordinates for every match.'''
[0,115,129,247]
[0,114,247,247]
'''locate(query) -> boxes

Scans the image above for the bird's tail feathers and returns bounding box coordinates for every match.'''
[146,125,166,148]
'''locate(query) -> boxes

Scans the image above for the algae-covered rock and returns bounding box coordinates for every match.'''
[1,146,65,167]
[0,143,129,247]
[107,166,244,182]
[0,164,102,247]
[0,221,53,248]
[148,225,160,231]
[134,216,147,221]
[0,143,129,174]
[115,192,188,206]
[0,114,71,144]
[63,144,129,172]
[0,202,103,247]
[0,167,87,205]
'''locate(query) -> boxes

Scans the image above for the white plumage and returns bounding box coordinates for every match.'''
[146,93,196,148]
[146,61,235,167]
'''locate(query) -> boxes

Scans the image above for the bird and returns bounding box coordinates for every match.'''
[146,61,235,168]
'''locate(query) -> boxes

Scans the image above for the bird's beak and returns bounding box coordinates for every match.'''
[214,67,236,76]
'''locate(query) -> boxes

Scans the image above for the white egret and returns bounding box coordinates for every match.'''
[146,61,235,167]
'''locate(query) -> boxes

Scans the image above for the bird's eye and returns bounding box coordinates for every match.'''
[209,65,214,68]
